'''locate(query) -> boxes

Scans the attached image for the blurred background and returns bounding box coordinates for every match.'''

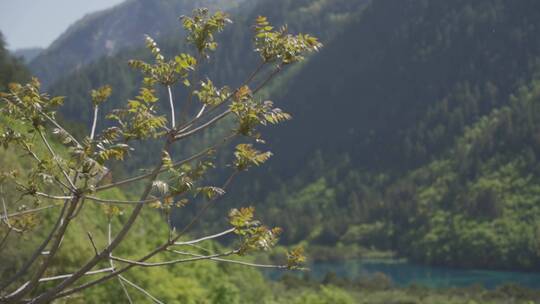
[2,0,540,303]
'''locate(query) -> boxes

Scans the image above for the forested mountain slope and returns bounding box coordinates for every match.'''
[264,0,540,174]
[47,0,370,124]
[23,0,540,271]
[222,0,540,270]
[44,0,371,172]
[0,33,29,90]
[29,0,246,87]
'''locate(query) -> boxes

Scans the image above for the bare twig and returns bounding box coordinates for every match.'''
[169,250,293,270]
[37,129,77,190]
[5,267,115,297]
[95,132,236,192]
[0,227,13,252]
[118,277,134,304]
[86,232,99,255]
[0,200,69,293]
[90,106,99,140]
[119,275,163,304]
[38,268,115,283]
[174,109,231,141]
[195,104,206,119]
[84,195,159,206]
[0,205,59,222]
[174,171,238,239]
[110,249,238,267]
[108,221,133,304]
[35,192,73,201]
[167,86,176,129]
[39,110,82,148]
[252,64,282,95]
[174,228,235,246]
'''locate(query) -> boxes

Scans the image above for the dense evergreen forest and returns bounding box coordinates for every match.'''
[0,34,29,90]
[3,0,540,302]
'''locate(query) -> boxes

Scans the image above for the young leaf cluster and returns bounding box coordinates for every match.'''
[230,86,292,136]
[181,8,232,57]
[254,16,322,65]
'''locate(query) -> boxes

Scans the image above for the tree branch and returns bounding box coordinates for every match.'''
[108,221,133,304]
[110,249,238,267]
[37,129,77,191]
[84,195,159,206]
[39,110,82,148]
[0,200,69,293]
[95,132,236,192]
[90,106,99,140]
[0,205,59,222]
[29,140,173,304]
[174,62,267,134]
[4,267,114,299]
[47,171,239,301]
[3,195,80,301]
[0,227,13,252]
[169,250,292,270]
[167,85,176,129]
[119,275,163,304]
[174,228,235,246]
[174,109,231,141]
[35,192,73,201]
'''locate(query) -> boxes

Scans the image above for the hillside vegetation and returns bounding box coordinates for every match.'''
[26,0,540,272]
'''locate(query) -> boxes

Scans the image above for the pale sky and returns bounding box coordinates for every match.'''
[0,0,125,50]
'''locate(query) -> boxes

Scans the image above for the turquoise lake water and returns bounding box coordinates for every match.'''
[267,259,540,289]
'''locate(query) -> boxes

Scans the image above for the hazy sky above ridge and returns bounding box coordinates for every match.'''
[0,0,125,50]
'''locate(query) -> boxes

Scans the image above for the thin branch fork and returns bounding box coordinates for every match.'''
[20,61,283,303]
[37,129,77,191]
[38,110,82,148]
[0,200,69,293]
[172,63,283,142]
[94,132,237,192]
[47,171,240,301]
[28,140,173,304]
[119,275,163,304]
[173,61,267,135]
[10,196,81,300]
[3,268,114,302]
[174,109,231,141]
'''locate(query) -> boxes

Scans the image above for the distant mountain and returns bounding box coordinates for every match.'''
[29,0,246,87]
[48,0,370,122]
[13,47,43,64]
[0,32,30,90]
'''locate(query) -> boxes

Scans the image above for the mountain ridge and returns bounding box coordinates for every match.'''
[29,0,247,87]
